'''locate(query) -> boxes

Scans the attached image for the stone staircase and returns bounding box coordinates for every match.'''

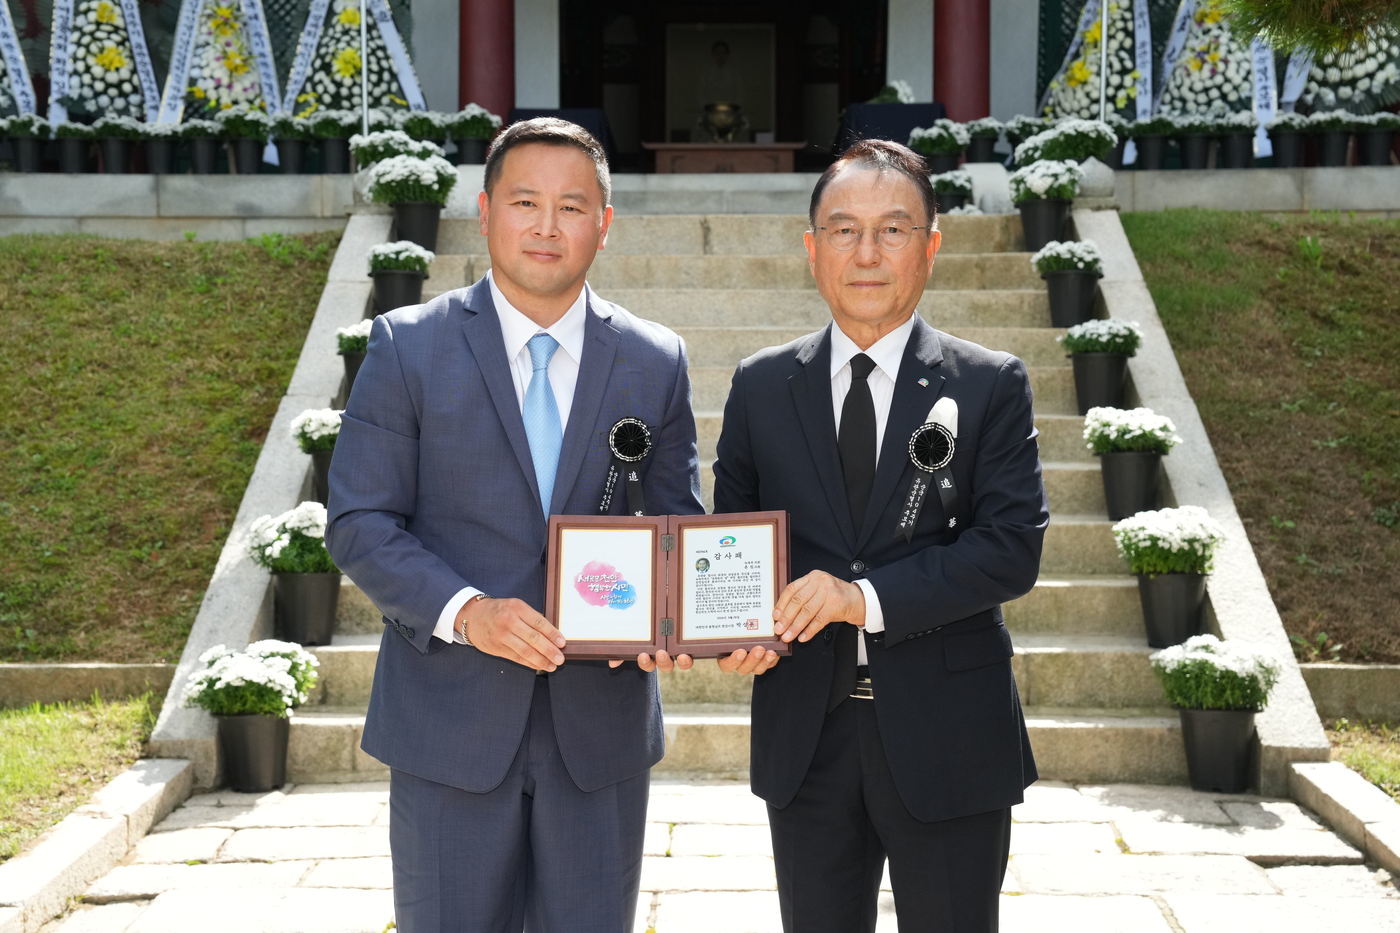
[288,211,1187,786]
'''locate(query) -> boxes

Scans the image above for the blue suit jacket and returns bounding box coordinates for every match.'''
[326,279,703,793]
[713,317,1047,822]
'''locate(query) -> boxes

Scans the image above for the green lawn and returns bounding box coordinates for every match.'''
[1121,210,1400,664]
[0,694,155,861]
[1329,719,1400,803]
[0,232,339,662]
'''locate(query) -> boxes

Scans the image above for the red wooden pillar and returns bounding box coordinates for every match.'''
[934,0,991,121]
[459,0,515,116]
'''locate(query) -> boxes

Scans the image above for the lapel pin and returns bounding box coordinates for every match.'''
[917,378,929,387]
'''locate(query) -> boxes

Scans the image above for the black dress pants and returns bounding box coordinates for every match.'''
[766,695,1012,933]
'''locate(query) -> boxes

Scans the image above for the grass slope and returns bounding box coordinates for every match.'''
[1121,210,1399,663]
[0,232,338,662]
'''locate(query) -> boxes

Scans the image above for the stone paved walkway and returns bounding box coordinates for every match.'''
[39,780,1399,932]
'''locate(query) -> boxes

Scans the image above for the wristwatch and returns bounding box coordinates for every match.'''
[457,593,491,645]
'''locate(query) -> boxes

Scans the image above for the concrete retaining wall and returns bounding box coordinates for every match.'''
[0,664,172,709]
[1301,664,1400,722]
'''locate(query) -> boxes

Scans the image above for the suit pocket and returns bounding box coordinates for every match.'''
[942,623,1013,672]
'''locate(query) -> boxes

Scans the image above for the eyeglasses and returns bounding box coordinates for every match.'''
[815,222,928,251]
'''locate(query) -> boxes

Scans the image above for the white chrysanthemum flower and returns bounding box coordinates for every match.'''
[1031,239,1103,274]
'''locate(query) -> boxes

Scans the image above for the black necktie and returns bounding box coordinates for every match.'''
[830,353,876,711]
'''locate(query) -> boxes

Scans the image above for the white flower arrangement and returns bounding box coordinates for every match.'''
[290,408,342,453]
[292,0,418,116]
[336,318,374,355]
[965,117,1001,139]
[1005,114,1053,142]
[1158,0,1253,118]
[1112,505,1226,576]
[930,169,973,195]
[448,102,503,139]
[180,117,221,139]
[184,0,269,117]
[908,119,969,155]
[1015,119,1117,164]
[1042,1,1142,119]
[214,103,273,139]
[145,121,183,138]
[1356,112,1400,130]
[366,153,459,206]
[943,204,985,216]
[91,114,145,139]
[1266,112,1310,132]
[889,79,914,104]
[246,501,338,574]
[1008,159,1083,204]
[1031,239,1103,275]
[1215,110,1259,132]
[182,639,319,717]
[1058,318,1142,355]
[2,115,51,138]
[367,240,435,274]
[349,129,444,164]
[61,0,146,119]
[1083,406,1182,455]
[1303,29,1400,113]
[1149,634,1279,712]
[1306,109,1363,133]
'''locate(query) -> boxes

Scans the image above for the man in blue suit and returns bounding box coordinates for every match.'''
[326,118,703,932]
[714,139,1048,931]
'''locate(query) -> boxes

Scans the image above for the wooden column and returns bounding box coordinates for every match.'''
[459,0,515,115]
[933,0,990,121]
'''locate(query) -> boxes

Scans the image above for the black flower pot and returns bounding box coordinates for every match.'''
[392,202,442,251]
[1315,130,1350,167]
[372,269,428,313]
[231,138,263,174]
[1357,129,1394,166]
[1178,708,1255,793]
[1137,572,1206,649]
[310,448,335,504]
[273,571,340,646]
[321,138,351,173]
[926,152,960,174]
[454,137,488,165]
[1101,139,1126,170]
[99,138,129,174]
[276,139,306,173]
[1269,130,1302,168]
[190,137,219,174]
[936,192,968,212]
[1099,451,1162,521]
[1135,135,1167,170]
[1177,134,1212,170]
[59,137,89,173]
[1018,197,1071,252]
[12,137,42,172]
[966,136,998,163]
[217,714,289,792]
[1219,133,1253,169]
[146,138,176,174]
[1042,270,1100,328]
[340,351,366,405]
[1071,352,1129,414]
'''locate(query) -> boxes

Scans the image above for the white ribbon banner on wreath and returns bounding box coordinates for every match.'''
[242,0,282,114]
[157,0,202,123]
[1123,0,1153,165]
[117,0,162,122]
[1251,39,1276,158]
[366,0,424,110]
[47,0,74,123]
[1280,49,1314,113]
[1154,0,1197,113]
[1037,0,1101,117]
[0,0,37,114]
[282,0,333,113]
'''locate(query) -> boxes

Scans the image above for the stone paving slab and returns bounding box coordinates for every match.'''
[129,827,232,864]
[299,858,393,889]
[84,861,316,902]
[1115,817,1363,865]
[644,822,671,856]
[1008,820,1122,855]
[1264,864,1398,898]
[1000,894,1175,932]
[218,826,391,862]
[121,889,395,933]
[669,824,774,858]
[1163,893,1400,932]
[1010,853,1277,895]
[39,902,146,933]
[640,855,777,892]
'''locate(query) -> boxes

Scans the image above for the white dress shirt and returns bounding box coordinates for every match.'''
[432,271,590,643]
[828,313,919,663]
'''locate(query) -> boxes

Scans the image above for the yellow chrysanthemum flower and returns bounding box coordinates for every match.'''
[1067,59,1092,87]
[1085,22,1102,46]
[211,6,239,37]
[389,94,409,107]
[190,86,207,99]
[1188,58,1203,72]
[95,2,118,25]
[338,8,361,26]
[93,44,128,71]
[333,48,362,78]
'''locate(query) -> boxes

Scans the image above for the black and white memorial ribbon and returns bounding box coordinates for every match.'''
[896,397,960,543]
[599,418,652,516]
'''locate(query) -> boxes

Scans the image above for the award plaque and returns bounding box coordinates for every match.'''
[545,511,790,659]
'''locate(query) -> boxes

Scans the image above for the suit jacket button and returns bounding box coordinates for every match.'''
[850,559,866,574]
[404,627,416,639]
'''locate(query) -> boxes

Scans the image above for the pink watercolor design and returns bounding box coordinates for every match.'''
[575,561,623,607]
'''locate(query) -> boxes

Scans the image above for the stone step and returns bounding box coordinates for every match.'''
[1040,518,1124,575]
[430,252,1044,293]
[1005,575,1144,638]
[689,364,1076,414]
[434,213,1026,257]
[676,325,1068,368]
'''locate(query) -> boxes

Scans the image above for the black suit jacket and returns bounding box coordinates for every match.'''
[712,316,1047,822]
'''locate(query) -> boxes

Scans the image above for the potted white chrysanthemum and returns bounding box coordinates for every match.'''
[1112,505,1226,649]
[1357,112,1400,166]
[908,119,969,173]
[1003,115,1052,151]
[336,318,373,403]
[309,109,361,173]
[1305,110,1359,167]
[1031,239,1102,327]
[271,114,314,174]
[180,119,222,174]
[92,115,144,174]
[349,130,445,169]
[182,640,319,791]
[1058,318,1143,413]
[215,105,273,175]
[1150,634,1280,793]
[1008,160,1083,251]
[143,121,181,175]
[291,408,342,505]
[1266,112,1309,168]
[1216,111,1259,169]
[246,501,341,646]
[1084,406,1182,520]
[54,122,94,173]
[368,239,435,313]
[1127,116,1177,170]
[930,169,973,212]
[447,102,503,165]
[2,115,50,172]
[965,117,1002,163]
[367,155,458,251]
[1013,119,1117,167]
[397,109,450,147]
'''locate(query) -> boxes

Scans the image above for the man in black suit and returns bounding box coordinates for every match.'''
[713,138,1048,932]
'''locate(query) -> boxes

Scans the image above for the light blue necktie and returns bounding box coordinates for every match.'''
[523,334,562,516]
